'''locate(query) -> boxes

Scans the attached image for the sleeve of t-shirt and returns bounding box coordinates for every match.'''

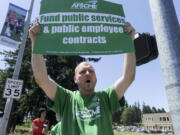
[50,127,55,135]
[46,85,72,117]
[104,86,125,113]
[33,119,37,124]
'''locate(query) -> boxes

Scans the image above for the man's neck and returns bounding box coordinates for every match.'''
[79,90,94,96]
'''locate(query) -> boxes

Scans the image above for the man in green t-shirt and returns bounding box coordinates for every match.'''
[29,22,136,135]
[50,114,61,135]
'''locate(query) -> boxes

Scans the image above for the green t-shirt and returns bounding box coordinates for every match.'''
[50,121,61,135]
[47,85,125,135]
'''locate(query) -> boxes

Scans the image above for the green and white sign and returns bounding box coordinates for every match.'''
[33,0,134,55]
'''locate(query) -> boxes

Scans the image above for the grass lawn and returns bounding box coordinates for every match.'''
[15,125,30,131]
[9,131,173,135]
[10,123,173,135]
[114,132,173,135]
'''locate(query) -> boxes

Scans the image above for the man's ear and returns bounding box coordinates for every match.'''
[74,76,77,83]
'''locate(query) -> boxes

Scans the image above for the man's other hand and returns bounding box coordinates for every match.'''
[29,22,41,45]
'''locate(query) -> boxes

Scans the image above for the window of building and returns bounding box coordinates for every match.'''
[163,117,166,121]
[146,117,153,122]
[160,116,169,121]
[147,126,153,130]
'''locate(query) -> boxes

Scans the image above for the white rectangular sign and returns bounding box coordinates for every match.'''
[3,78,23,99]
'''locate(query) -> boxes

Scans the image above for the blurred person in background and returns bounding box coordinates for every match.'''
[29,108,48,135]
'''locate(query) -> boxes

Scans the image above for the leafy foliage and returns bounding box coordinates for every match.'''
[142,103,166,114]
[112,99,128,124]
[119,102,141,126]
[121,107,136,125]
[131,102,141,124]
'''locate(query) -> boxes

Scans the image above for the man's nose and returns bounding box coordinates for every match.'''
[85,71,90,75]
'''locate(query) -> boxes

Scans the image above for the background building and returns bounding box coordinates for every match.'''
[142,113,173,132]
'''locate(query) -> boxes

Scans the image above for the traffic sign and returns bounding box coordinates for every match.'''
[3,78,23,99]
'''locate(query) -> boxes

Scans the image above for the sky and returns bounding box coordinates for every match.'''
[0,0,180,112]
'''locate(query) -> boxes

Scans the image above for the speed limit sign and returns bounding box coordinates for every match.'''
[3,78,23,99]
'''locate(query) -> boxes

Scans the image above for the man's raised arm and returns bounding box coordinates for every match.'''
[114,22,136,100]
[29,22,57,101]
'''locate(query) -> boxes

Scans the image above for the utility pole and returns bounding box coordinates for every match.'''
[149,0,180,134]
[0,0,34,134]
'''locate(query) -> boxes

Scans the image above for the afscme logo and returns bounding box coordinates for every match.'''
[71,0,97,10]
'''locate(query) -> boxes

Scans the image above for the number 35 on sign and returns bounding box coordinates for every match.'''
[3,78,23,99]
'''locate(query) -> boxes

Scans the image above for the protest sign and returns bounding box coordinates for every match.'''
[33,0,134,55]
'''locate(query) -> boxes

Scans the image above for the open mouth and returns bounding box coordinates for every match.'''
[86,80,91,83]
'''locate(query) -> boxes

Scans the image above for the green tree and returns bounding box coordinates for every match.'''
[120,102,141,126]
[112,99,128,124]
[0,38,100,132]
[131,102,141,124]
[157,108,166,113]
[152,106,157,113]
[142,103,152,114]
[121,107,137,125]
[141,103,166,114]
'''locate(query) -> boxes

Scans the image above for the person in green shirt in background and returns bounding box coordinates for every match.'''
[29,22,136,135]
[50,114,61,135]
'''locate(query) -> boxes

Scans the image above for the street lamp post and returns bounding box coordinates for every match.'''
[149,0,180,134]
